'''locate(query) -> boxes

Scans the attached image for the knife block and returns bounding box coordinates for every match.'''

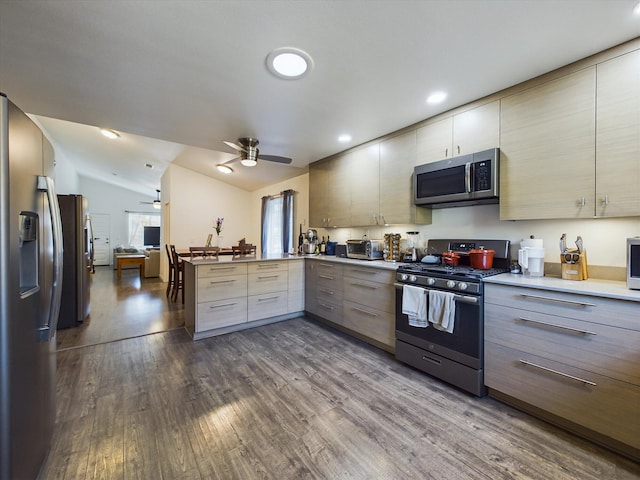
[561,250,588,280]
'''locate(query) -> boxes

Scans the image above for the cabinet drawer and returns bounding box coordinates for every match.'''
[197,297,248,331]
[343,265,395,284]
[316,282,343,303]
[248,292,288,321]
[343,278,394,314]
[307,296,343,325]
[343,300,395,347]
[313,261,343,277]
[485,284,639,330]
[485,341,640,450]
[248,271,288,295]
[485,303,640,386]
[248,261,288,274]
[197,274,247,303]
[197,263,247,278]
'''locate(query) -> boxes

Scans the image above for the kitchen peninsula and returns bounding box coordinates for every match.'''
[183,254,305,340]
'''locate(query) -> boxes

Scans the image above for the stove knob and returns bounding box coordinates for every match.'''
[409,275,417,283]
[446,280,456,288]
[426,277,436,286]
[458,282,468,291]
[400,274,409,281]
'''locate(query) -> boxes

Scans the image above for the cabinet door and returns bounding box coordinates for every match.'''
[500,68,596,220]
[379,131,417,225]
[453,100,500,155]
[325,155,351,227]
[349,144,380,227]
[416,117,453,165]
[309,161,329,227]
[596,50,640,218]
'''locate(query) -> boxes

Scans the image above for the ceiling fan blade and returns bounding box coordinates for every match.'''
[223,140,246,153]
[258,154,293,164]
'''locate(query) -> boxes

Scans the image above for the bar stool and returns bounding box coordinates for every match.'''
[170,245,184,304]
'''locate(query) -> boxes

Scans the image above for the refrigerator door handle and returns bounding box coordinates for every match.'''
[37,176,64,341]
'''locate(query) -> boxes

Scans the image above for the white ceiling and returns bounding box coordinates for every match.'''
[1,1,639,195]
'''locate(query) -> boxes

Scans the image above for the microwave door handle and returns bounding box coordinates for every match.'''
[465,162,472,193]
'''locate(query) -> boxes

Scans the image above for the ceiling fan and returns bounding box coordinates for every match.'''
[218,137,292,173]
[140,189,161,209]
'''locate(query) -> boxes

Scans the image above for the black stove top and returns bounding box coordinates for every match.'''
[397,263,509,279]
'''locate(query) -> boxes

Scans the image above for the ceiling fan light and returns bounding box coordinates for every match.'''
[241,158,257,167]
[153,200,161,209]
[217,164,233,174]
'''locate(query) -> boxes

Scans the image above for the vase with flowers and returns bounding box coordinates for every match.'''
[214,217,224,247]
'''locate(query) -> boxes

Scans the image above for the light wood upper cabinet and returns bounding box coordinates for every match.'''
[595,50,640,218]
[379,131,431,225]
[308,161,329,227]
[499,68,597,220]
[349,144,380,227]
[309,155,351,228]
[416,100,500,165]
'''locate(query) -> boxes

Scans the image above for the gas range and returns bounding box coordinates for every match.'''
[396,239,511,295]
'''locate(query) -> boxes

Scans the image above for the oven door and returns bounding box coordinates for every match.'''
[394,283,483,369]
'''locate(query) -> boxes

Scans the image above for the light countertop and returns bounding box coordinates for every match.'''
[183,253,304,265]
[484,273,640,303]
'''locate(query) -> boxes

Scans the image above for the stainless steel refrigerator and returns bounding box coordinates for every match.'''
[0,94,63,479]
[57,194,91,329]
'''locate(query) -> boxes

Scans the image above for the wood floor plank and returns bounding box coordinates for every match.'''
[41,315,640,480]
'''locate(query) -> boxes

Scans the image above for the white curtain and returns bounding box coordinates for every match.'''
[261,190,294,255]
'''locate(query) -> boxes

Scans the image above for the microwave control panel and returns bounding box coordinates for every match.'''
[474,160,492,191]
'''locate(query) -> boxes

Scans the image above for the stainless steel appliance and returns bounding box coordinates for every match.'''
[395,239,510,396]
[57,194,92,329]
[627,237,640,290]
[0,94,63,480]
[414,148,499,208]
[346,239,384,260]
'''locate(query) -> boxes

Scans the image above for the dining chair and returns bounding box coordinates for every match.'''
[170,244,184,303]
[165,244,174,298]
[189,246,220,260]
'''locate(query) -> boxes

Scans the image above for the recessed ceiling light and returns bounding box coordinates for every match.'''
[266,47,313,80]
[426,92,447,104]
[217,164,233,174]
[338,134,352,143]
[100,128,120,139]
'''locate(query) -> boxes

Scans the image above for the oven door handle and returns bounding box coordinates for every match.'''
[394,283,479,305]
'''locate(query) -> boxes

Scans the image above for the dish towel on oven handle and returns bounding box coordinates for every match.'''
[402,285,427,328]
[428,290,456,333]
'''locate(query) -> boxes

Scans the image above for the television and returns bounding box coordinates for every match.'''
[143,226,160,248]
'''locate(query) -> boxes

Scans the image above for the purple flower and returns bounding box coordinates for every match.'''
[214,217,224,235]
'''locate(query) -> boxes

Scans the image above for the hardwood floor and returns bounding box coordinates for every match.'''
[41,317,639,479]
[55,266,184,350]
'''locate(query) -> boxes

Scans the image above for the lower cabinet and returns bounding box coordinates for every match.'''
[484,283,640,460]
[184,259,303,340]
[305,259,396,351]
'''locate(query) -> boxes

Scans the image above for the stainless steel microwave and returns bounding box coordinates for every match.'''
[627,237,640,290]
[413,148,499,208]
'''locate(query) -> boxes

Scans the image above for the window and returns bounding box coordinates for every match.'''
[261,189,294,255]
[127,212,160,248]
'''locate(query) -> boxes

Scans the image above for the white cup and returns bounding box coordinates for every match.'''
[518,247,545,277]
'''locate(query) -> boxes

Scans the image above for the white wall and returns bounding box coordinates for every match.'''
[250,173,310,252]
[79,176,158,250]
[317,205,640,268]
[52,144,80,194]
[164,164,253,249]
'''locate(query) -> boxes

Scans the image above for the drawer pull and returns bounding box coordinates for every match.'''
[319,303,335,310]
[519,359,597,386]
[319,275,335,280]
[351,306,377,317]
[209,302,237,309]
[352,282,379,289]
[319,289,335,295]
[318,263,334,268]
[351,269,377,275]
[210,266,237,270]
[210,279,236,285]
[422,355,441,366]
[258,275,279,280]
[518,293,596,308]
[257,264,279,268]
[518,317,597,336]
[258,296,279,302]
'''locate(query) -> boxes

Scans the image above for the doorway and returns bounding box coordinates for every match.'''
[91,213,111,266]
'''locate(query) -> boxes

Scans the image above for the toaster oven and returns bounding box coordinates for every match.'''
[346,239,383,260]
